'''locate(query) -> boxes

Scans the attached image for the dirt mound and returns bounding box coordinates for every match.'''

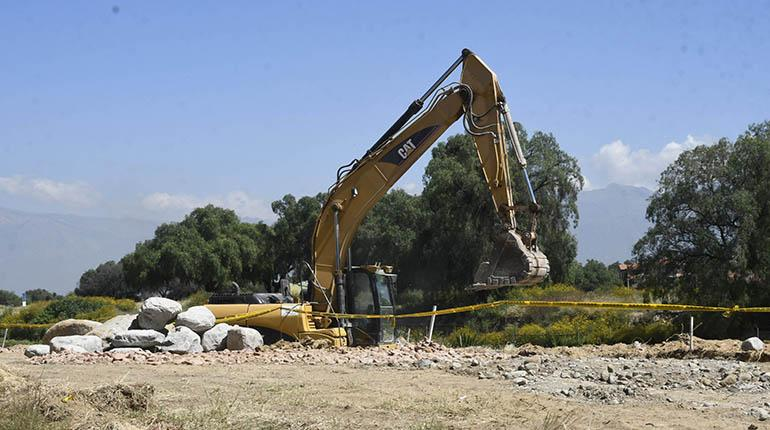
[81,383,155,413]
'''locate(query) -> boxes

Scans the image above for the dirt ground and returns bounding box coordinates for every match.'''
[1,340,768,429]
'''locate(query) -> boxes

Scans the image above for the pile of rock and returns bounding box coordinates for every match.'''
[24,297,263,358]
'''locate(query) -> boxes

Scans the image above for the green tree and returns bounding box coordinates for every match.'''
[122,205,273,297]
[76,261,133,298]
[566,259,621,291]
[514,129,583,282]
[352,189,426,270]
[408,130,582,302]
[0,290,21,306]
[24,289,58,303]
[270,193,327,278]
[634,121,770,335]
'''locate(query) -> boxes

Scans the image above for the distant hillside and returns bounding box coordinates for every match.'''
[0,207,158,295]
[574,184,652,264]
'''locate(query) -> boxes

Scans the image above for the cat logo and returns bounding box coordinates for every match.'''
[397,139,417,160]
[380,125,440,165]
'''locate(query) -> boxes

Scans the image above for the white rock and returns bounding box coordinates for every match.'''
[111,329,166,348]
[50,335,103,353]
[741,337,765,352]
[201,323,231,352]
[42,319,103,344]
[159,326,203,354]
[87,314,138,348]
[226,326,264,351]
[137,297,182,330]
[175,306,216,333]
[24,344,50,357]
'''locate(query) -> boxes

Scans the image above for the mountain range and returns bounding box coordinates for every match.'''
[0,184,653,295]
[574,183,652,263]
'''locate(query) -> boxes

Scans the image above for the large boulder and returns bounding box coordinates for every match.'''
[86,314,138,348]
[201,323,231,352]
[175,306,216,334]
[42,319,103,344]
[226,326,264,351]
[741,337,765,352]
[137,297,182,330]
[159,326,203,354]
[24,344,50,357]
[111,329,166,348]
[50,335,103,353]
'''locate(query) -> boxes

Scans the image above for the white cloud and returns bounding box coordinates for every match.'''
[0,175,98,206]
[396,181,422,195]
[588,135,711,189]
[141,190,275,222]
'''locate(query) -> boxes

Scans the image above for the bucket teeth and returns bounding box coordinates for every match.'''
[468,230,549,291]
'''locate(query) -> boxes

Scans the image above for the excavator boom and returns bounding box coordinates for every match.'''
[311,49,549,314]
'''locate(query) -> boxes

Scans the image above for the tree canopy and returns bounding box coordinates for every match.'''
[121,205,273,298]
[75,261,132,299]
[634,121,770,335]
[0,290,21,306]
[24,289,58,303]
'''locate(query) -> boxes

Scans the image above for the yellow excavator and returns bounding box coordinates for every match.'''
[206,49,549,346]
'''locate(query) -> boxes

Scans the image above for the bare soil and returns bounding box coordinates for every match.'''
[0,339,768,429]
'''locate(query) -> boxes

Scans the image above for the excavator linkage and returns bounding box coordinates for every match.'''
[469,229,549,291]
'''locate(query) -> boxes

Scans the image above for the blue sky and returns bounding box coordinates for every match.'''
[2,1,768,222]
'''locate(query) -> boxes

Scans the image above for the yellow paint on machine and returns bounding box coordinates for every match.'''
[205,303,347,346]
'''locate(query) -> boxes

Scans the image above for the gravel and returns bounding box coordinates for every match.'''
[21,337,770,407]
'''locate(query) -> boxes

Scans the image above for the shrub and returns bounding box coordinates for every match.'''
[515,323,547,345]
[444,326,484,347]
[443,326,512,348]
[0,296,138,341]
[182,290,211,309]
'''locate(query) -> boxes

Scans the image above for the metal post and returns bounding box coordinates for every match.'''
[427,305,437,343]
[689,315,694,352]
[1,328,7,349]
[406,328,411,343]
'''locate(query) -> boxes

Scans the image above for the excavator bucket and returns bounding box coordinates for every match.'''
[469,230,550,291]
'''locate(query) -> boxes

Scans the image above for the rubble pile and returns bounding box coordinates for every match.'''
[22,297,262,358]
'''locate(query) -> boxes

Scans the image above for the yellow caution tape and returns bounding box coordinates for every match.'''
[4,300,769,331]
[0,322,56,329]
[214,306,282,325]
[301,300,770,320]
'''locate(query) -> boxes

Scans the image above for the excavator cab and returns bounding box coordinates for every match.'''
[345,266,396,345]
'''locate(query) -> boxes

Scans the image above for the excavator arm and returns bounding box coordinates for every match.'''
[310,49,549,314]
